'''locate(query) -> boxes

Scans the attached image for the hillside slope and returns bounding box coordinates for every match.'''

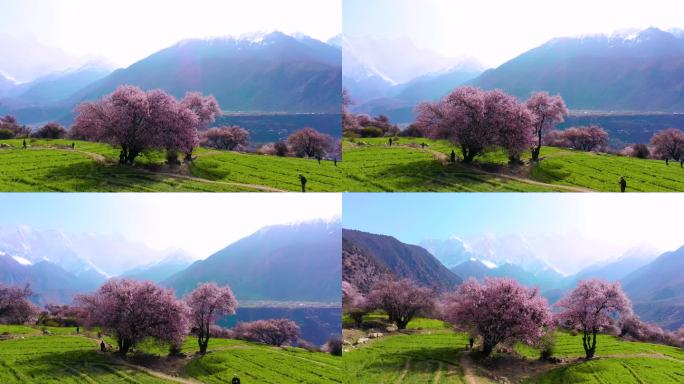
[165,219,342,302]
[342,229,461,291]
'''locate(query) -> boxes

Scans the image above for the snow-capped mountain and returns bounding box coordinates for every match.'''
[121,249,195,283]
[0,225,105,279]
[471,27,684,111]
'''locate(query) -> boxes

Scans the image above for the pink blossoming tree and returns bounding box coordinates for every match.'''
[366,276,434,330]
[75,279,190,356]
[0,284,38,324]
[231,319,301,346]
[415,87,535,163]
[555,279,632,359]
[185,282,238,354]
[525,91,568,161]
[442,278,553,357]
[287,127,334,158]
[650,128,684,163]
[72,85,203,165]
[562,125,609,152]
[200,126,250,151]
[342,281,369,328]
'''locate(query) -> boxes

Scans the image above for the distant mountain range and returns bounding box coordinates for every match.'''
[471,27,684,112]
[0,32,342,125]
[344,227,683,330]
[343,34,483,118]
[120,250,194,283]
[164,219,341,303]
[0,219,342,308]
[623,246,684,330]
[342,229,461,292]
[347,27,684,124]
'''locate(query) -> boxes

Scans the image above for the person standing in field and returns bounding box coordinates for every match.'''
[22,139,26,149]
[450,150,456,163]
[389,137,392,146]
[299,174,307,192]
[619,176,627,193]
[100,340,106,352]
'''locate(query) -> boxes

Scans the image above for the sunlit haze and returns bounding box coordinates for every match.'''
[0,193,341,259]
[0,0,341,80]
[344,0,683,68]
[343,193,684,273]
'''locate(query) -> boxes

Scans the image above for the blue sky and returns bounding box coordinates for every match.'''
[0,0,341,74]
[0,193,341,257]
[344,0,684,68]
[343,193,684,254]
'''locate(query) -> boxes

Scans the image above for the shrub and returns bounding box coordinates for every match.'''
[324,337,342,356]
[0,129,14,139]
[33,122,67,139]
[200,126,250,151]
[360,126,384,138]
[231,319,300,346]
[399,124,424,138]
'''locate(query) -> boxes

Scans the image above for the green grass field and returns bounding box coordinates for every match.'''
[0,324,341,383]
[343,316,684,384]
[0,139,342,192]
[341,137,684,191]
[4,137,680,191]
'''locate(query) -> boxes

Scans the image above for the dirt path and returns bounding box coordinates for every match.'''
[395,358,411,384]
[42,146,287,192]
[415,145,593,192]
[432,361,443,384]
[149,170,286,192]
[113,357,201,384]
[459,353,478,384]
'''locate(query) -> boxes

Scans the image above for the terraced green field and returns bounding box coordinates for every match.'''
[343,319,684,384]
[0,139,340,192]
[0,325,341,383]
[529,358,684,384]
[342,137,684,191]
[4,137,678,191]
[343,330,469,383]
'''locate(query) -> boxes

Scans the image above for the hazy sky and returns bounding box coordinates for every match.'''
[343,193,684,263]
[344,0,684,68]
[0,193,341,258]
[0,0,341,70]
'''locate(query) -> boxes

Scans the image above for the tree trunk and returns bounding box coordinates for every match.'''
[199,338,209,354]
[461,147,476,163]
[531,146,541,162]
[481,341,494,357]
[118,338,132,356]
[396,319,409,330]
[582,329,597,359]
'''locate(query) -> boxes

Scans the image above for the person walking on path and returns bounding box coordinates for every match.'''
[619,176,627,193]
[299,174,307,192]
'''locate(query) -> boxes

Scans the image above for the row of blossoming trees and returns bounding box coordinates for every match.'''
[67,85,337,164]
[343,276,684,359]
[344,86,684,165]
[0,280,301,356]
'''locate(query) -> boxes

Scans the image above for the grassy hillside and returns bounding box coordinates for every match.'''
[0,325,341,384]
[4,137,682,191]
[343,315,684,383]
[0,139,340,192]
[342,137,684,192]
